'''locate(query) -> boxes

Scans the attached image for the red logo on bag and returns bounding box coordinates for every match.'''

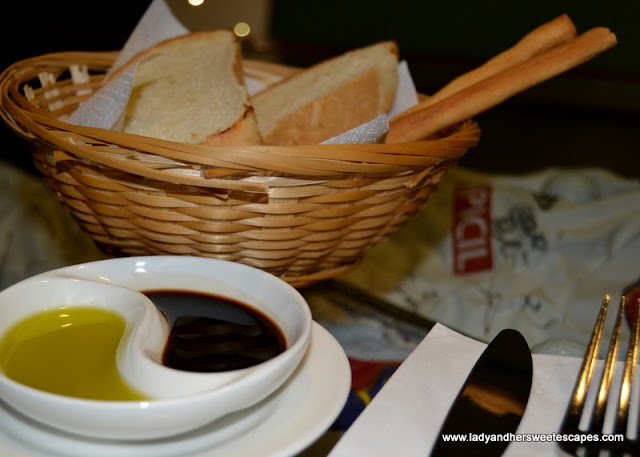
[452,184,493,274]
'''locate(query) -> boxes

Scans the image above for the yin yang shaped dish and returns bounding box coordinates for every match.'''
[0,258,312,441]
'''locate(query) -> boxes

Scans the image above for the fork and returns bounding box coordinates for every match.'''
[559,294,640,457]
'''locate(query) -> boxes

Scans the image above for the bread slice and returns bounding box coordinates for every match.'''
[251,41,399,146]
[117,30,261,145]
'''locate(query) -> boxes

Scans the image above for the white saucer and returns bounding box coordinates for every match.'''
[0,322,350,457]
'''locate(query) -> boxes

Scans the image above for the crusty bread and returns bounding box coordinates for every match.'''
[117,30,261,145]
[251,41,398,146]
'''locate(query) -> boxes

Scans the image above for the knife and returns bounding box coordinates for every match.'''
[430,329,533,456]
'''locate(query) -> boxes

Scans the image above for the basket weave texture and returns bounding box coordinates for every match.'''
[0,51,480,287]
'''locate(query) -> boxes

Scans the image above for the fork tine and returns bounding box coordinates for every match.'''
[560,295,640,457]
[562,295,610,432]
[591,296,625,433]
[616,297,640,438]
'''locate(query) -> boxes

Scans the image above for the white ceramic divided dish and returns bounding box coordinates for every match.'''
[0,323,352,457]
[0,257,312,441]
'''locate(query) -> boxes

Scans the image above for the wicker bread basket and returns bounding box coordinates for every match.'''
[0,51,480,287]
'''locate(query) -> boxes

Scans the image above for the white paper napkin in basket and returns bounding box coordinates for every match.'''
[67,0,419,145]
[328,323,585,457]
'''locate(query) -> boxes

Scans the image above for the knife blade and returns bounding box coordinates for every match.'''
[429,328,533,456]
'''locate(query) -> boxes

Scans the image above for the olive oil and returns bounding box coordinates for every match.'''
[0,307,147,401]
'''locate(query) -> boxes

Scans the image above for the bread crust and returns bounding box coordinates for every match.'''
[262,68,383,146]
[201,107,263,145]
[252,41,398,145]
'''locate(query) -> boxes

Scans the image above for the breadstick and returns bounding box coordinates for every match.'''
[393,14,578,121]
[386,27,617,144]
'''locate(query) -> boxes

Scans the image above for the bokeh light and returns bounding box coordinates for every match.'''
[233,22,251,37]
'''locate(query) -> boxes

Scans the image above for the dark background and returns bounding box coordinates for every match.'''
[1,0,638,177]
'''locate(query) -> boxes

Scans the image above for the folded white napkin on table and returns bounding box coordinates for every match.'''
[328,323,586,457]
